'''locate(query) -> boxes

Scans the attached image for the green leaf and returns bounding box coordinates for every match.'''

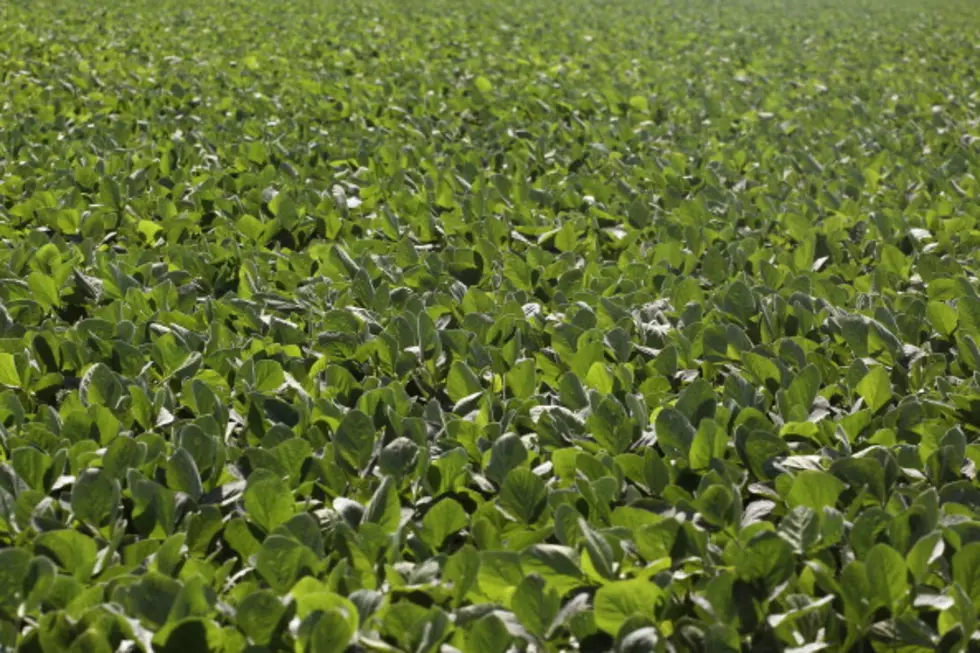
[255,535,319,594]
[587,395,634,454]
[927,301,958,337]
[521,545,584,597]
[363,477,401,534]
[465,614,511,653]
[907,531,944,583]
[308,609,356,653]
[506,358,537,400]
[71,469,120,528]
[689,418,727,469]
[80,363,124,409]
[34,530,98,580]
[121,572,181,626]
[675,378,717,426]
[510,574,560,638]
[474,76,493,93]
[785,470,847,511]
[485,432,527,484]
[0,548,31,612]
[27,271,61,309]
[498,468,548,525]
[866,543,908,611]
[477,551,524,604]
[422,499,468,548]
[103,437,147,479]
[236,590,286,644]
[777,506,819,554]
[165,448,203,500]
[785,364,821,414]
[856,366,892,413]
[334,410,376,472]
[954,542,980,608]
[579,518,616,581]
[379,437,419,478]
[252,359,285,393]
[447,360,483,403]
[12,447,51,491]
[655,407,695,460]
[0,353,21,388]
[736,532,794,590]
[593,579,664,635]
[244,472,295,533]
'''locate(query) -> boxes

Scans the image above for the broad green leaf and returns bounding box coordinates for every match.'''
[510,574,560,638]
[71,469,120,528]
[498,468,547,525]
[655,407,695,460]
[363,476,401,534]
[447,360,482,403]
[236,590,286,644]
[255,535,319,594]
[786,470,847,511]
[954,542,980,608]
[308,609,356,653]
[27,271,61,309]
[244,473,295,533]
[593,579,663,635]
[465,614,511,653]
[907,531,944,583]
[580,518,616,581]
[866,543,908,611]
[34,530,98,580]
[856,366,892,413]
[506,358,537,400]
[422,499,468,547]
[334,410,376,472]
[165,449,203,500]
[0,353,21,388]
[485,433,527,484]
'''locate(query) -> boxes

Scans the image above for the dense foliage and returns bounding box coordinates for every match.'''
[1,0,979,650]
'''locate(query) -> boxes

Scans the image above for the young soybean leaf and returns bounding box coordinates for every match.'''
[587,395,634,454]
[236,590,286,644]
[511,574,560,639]
[498,468,548,525]
[334,410,376,472]
[243,472,294,533]
[308,609,356,653]
[866,543,908,612]
[465,614,512,653]
[785,470,847,512]
[593,579,663,635]
[447,360,483,404]
[506,358,537,400]
[255,535,319,593]
[422,498,468,548]
[907,531,944,583]
[579,518,616,581]
[0,548,31,612]
[856,366,892,413]
[953,542,980,606]
[34,530,98,580]
[103,437,147,479]
[79,363,124,409]
[655,407,696,461]
[363,477,401,534]
[0,353,20,388]
[485,433,527,484]
[380,437,420,478]
[71,469,120,528]
[166,448,203,500]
